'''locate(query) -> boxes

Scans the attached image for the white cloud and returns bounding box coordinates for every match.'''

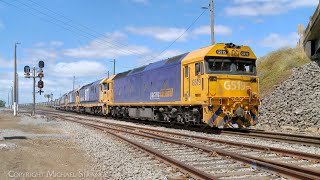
[192,25,232,36]
[49,41,64,47]
[225,0,318,16]
[24,48,59,60]
[126,26,188,42]
[0,56,12,68]
[132,0,149,5]
[127,25,232,42]
[63,31,151,59]
[51,60,107,77]
[259,32,299,49]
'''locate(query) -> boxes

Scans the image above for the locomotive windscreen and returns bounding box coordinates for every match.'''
[205,57,256,75]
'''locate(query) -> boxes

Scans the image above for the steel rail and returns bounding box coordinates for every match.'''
[40,110,320,162]
[104,122,320,162]
[221,130,320,147]
[54,116,217,180]
[46,113,320,180]
[38,109,320,147]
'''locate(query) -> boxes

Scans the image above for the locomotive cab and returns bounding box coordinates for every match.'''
[182,43,259,128]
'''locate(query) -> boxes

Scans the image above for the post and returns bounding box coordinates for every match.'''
[210,0,214,45]
[16,73,19,111]
[113,59,116,75]
[32,67,36,116]
[11,86,13,109]
[73,76,75,90]
[7,91,10,108]
[13,43,17,116]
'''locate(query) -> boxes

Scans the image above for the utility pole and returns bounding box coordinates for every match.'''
[73,76,75,90]
[17,73,19,111]
[13,42,20,116]
[32,67,36,116]
[113,59,116,75]
[107,71,109,78]
[7,91,10,108]
[11,86,13,109]
[210,0,214,45]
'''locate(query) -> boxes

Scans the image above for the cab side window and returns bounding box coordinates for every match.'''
[195,63,204,75]
[195,63,200,75]
[185,66,189,78]
[200,62,204,74]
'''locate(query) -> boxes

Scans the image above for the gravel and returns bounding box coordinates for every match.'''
[60,121,176,180]
[0,115,68,141]
[0,142,17,150]
[2,114,179,179]
[258,60,320,132]
[91,117,320,156]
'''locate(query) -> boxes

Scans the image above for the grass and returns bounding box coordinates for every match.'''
[257,46,310,97]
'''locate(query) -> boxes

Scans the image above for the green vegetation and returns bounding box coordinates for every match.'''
[0,100,6,107]
[257,47,310,97]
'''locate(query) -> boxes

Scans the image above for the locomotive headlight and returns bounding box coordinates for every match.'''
[253,93,257,98]
[232,50,239,56]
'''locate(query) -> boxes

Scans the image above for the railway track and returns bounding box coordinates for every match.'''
[34,110,320,179]
[34,109,320,147]
[221,129,320,147]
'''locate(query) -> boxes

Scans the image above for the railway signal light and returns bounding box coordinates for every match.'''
[38,72,44,78]
[38,80,44,89]
[24,66,30,77]
[39,60,44,68]
[24,60,45,116]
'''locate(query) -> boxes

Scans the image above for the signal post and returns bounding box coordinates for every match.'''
[24,61,45,116]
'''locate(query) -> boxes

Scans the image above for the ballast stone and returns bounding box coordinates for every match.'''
[258,60,320,131]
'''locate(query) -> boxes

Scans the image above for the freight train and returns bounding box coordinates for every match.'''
[58,43,260,128]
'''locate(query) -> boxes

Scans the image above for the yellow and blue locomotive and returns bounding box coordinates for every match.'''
[60,43,259,128]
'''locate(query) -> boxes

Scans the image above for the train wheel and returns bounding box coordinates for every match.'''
[169,119,176,127]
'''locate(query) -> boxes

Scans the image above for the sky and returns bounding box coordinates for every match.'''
[0,0,318,104]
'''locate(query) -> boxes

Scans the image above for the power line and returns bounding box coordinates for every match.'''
[13,0,150,57]
[142,8,208,65]
[1,0,156,60]
[27,0,153,58]
[2,0,208,71]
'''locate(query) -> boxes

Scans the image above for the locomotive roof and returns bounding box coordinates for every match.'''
[181,43,256,65]
[113,53,188,80]
[80,79,102,90]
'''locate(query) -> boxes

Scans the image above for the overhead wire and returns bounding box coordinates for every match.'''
[14,0,151,59]
[27,0,153,58]
[140,7,208,65]
[1,0,155,61]
[1,0,208,70]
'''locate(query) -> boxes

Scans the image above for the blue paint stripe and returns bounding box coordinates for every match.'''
[209,108,222,125]
[250,110,257,122]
